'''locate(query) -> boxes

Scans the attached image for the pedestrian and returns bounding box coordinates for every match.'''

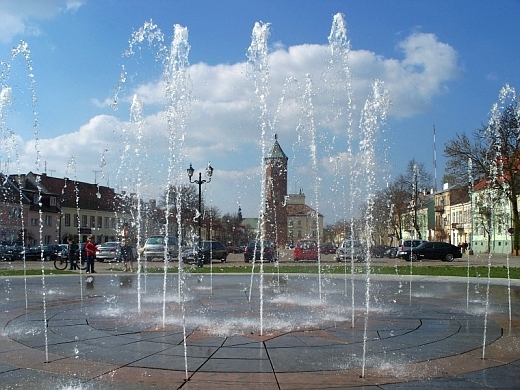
[85,235,98,273]
[121,239,134,272]
[67,236,77,270]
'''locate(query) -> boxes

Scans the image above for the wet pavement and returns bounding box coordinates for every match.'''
[0,271,519,389]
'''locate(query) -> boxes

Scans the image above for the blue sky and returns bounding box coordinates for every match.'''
[0,0,519,225]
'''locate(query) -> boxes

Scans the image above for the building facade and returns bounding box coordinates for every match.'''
[285,191,323,246]
[5,172,132,246]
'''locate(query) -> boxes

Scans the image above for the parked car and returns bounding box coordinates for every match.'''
[226,245,242,254]
[243,240,276,262]
[96,241,122,262]
[384,247,398,258]
[0,244,22,261]
[143,235,179,261]
[293,239,319,262]
[74,243,87,261]
[57,244,69,259]
[21,244,61,261]
[401,241,462,262]
[335,239,366,262]
[182,240,228,264]
[371,245,391,258]
[319,243,336,254]
[396,239,428,259]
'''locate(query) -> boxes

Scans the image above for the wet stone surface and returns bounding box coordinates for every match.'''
[0,273,519,389]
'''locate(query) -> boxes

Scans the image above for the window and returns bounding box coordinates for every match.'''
[64,213,71,226]
[90,216,95,228]
[104,217,110,228]
[8,207,21,219]
[74,215,79,227]
[30,218,38,226]
[44,215,52,226]
[50,197,56,206]
[110,218,115,228]
[97,216,102,228]
[81,215,87,227]
[44,235,51,244]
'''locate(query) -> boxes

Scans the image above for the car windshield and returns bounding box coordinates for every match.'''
[297,241,316,248]
[101,242,119,247]
[148,236,177,245]
[199,242,211,250]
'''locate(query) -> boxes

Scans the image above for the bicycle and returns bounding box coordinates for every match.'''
[54,256,87,271]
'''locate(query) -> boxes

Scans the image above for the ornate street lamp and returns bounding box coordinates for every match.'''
[187,162,213,267]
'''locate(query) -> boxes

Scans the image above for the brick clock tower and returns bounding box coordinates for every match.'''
[265,135,288,248]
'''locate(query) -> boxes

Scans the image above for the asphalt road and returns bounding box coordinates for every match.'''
[1,250,519,272]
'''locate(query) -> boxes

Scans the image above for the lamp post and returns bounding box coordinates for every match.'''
[187,162,214,267]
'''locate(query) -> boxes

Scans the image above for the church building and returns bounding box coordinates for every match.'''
[264,136,323,248]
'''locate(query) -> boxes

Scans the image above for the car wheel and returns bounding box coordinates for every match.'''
[410,254,418,262]
[44,255,51,261]
[97,259,105,262]
[294,258,299,262]
[244,258,249,263]
[445,253,454,262]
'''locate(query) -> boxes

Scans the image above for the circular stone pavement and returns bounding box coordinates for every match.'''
[1,273,519,389]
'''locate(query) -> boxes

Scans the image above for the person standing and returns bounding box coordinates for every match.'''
[67,236,77,270]
[121,239,134,272]
[85,235,98,273]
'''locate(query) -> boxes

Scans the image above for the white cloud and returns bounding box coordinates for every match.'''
[0,0,85,43]
[8,30,460,222]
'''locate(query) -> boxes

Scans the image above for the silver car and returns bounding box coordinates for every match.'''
[96,242,121,262]
[143,235,179,261]
[335,239,366,262]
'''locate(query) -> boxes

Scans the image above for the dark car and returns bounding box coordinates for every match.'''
[243,240,276,262]
[401,241,462,262]
[384,247,398,258]
[319,243,336,254]
[371,245,391,258]
[397,239,428,259]
[74,243,87,261]
[21,244,61,261]
[0,244,23,261]
[226,245,242,254]
[182,240,228,264]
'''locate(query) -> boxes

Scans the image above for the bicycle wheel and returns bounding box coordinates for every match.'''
[54,257,68,270]
[78,257,88,271]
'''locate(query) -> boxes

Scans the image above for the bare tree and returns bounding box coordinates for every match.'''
[401,160,432,239]
[445,95,520,253]
[159,184,199,241]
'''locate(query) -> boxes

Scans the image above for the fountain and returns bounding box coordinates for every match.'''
[0,13,519,390]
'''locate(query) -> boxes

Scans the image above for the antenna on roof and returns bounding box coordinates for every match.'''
[433,125,437,192]
[93,170,101,184]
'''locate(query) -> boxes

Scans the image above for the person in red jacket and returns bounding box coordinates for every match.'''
[85,235,98,273]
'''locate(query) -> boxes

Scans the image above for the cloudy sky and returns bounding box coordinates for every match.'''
[0,0,518,225]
